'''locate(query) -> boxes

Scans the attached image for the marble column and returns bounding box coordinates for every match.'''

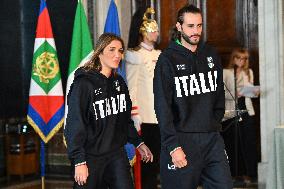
[258,0,284,187]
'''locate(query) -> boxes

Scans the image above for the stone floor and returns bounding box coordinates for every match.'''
[0,180,258,189]
[0,175,258,189]
[1,179,73,189]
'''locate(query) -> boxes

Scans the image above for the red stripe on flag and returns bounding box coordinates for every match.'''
[36,8,53,38]
[29,96,64,123]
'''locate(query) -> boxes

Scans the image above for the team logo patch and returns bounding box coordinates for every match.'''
[114,80,120,92]
[176,64,186,70]
[94,88,102,96]
[207,56,214,69]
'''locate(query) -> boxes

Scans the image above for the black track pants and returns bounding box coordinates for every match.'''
[160,132,233,189]
[73,148,134,189]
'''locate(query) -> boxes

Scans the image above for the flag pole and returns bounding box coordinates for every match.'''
[40,140,45,189]
[41,177,45,189]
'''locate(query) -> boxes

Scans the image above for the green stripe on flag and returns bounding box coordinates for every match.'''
[68,1,93,76]
[64,0,94,138]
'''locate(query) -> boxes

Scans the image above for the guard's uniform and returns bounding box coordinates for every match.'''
[153,40,233,189]
[125,42,161,189]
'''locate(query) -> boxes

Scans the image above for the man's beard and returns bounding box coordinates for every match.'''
[180,31,200,45]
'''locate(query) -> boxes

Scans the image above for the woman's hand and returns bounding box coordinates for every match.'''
[74,164,88,186]
[171,148,188,168]
[137,143,153,163]
[237,92,243,97]
[254,89,260,97]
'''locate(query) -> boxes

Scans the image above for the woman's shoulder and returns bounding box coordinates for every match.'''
[223,68,233,73]
[248,68,254,74]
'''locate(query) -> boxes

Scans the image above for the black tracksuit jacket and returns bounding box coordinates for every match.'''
[64,68,142,165]
[153,41,225,154]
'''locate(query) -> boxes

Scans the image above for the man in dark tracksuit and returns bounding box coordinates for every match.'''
[153,4,233,189]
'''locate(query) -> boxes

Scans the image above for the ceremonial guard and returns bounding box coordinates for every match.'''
[125,8,161,189]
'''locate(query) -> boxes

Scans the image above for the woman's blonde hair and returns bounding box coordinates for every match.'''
[83,33,124,73]
[228,48,250,80]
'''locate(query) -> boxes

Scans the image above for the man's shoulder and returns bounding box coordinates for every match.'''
[159,46,174,57]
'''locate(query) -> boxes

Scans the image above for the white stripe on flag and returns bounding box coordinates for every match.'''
[65,50,94,97]
[64,50,93,129]
[33,38,45,52]
[33,38,56,52]
[46,38,56,49]
[29,79,46,96]
[48,80,64,96]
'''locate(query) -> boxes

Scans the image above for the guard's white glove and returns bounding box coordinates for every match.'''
[131,114,142,131]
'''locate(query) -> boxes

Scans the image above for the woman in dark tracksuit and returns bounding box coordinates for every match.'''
[64,33,153,189]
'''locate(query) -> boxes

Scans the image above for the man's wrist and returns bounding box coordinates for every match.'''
[136,142,145,149]
[74,161,86,167]
[170,147,182,155]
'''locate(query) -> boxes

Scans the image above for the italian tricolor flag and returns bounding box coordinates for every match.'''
[27,0,64,143]
[64,0,93,123]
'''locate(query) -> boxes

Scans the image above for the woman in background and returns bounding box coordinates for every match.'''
[64,33,153,189]
[222,48,259,184]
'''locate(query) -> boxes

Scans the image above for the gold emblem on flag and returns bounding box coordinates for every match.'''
[33,52,59,83]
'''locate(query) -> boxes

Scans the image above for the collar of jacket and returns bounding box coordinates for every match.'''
[140,42,154,51]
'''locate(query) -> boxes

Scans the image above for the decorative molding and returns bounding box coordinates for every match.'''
[201,0,207,42]
[131,0,137,15]
[156,0,161,44]
[87,0,94,39]
[119,0,132,46]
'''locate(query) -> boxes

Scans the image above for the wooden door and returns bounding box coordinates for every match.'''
[157,0,189,49]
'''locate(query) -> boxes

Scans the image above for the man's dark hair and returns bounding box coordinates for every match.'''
[177,4,201,25]
[171,4,202,41]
